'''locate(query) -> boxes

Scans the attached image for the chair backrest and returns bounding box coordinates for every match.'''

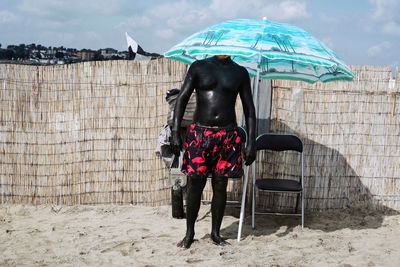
[256,134,303,152]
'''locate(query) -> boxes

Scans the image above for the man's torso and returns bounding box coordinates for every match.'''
[191,56,246,127]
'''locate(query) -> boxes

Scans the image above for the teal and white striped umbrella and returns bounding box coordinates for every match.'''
[164,18,354,83]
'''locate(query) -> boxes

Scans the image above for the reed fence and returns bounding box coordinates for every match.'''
[259,66,400,211]
[0,60,399,211]
[0,59,186,205]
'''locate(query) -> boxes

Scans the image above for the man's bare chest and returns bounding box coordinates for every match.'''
[195,66,242,92]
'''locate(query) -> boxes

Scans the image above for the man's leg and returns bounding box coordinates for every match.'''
[177,175,207,249]
[211,175,228,245]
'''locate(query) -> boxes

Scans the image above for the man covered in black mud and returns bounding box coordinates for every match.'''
[172,55,256,249]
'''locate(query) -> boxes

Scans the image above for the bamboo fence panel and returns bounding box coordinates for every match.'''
[257,66,400,211]
[0,59,187,205]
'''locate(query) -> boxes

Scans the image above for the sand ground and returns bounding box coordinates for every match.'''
[1,204,399,267]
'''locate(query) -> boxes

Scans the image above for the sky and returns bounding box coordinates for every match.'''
[0,0,399,67]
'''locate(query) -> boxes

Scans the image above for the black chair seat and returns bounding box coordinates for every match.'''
[255,178,302,192]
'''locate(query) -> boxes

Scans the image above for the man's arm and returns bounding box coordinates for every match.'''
[238,67,256,165]
[171,63,197,151]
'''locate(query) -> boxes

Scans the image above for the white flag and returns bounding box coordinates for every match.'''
[125,32,138,53]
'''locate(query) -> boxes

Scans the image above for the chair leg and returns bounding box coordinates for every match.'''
[295,193,300,213]
[251,163,256,230]
[301,191,304,230]
[251,186,256,229]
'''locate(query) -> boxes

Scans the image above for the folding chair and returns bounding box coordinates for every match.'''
[251,133,304,230]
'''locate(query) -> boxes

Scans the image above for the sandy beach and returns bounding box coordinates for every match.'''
[1,204,399,267]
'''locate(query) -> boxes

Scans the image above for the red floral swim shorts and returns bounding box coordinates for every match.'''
[181,123,243,178]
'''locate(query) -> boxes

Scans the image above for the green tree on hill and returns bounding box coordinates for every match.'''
[55,51,64,59]
[15,44,28,59]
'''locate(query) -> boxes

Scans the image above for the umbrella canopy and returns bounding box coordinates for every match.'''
[164,18,354,83]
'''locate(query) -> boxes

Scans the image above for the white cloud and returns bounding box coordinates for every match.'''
[155,29,175,39]
[382,21,400,35]
[318,13,341,25]
[321,37,334,50]
[370,0,400,35]
[118,15,152,30]
[209,0,308,21]
[117,0,214,48]
[0,10,19,24]
[17,0,133,20]
[209,0,247,19]
[368,41,392,57]
[82,31,101,42]
[266,1,308,21]
[137,0,309,43]
[149,0,210,31]
[113,0,310,53]
[370,0,398,21]
[119,0,210,36]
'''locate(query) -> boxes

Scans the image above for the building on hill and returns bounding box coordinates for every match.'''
[100,48,118,59]
[76,49,96,61]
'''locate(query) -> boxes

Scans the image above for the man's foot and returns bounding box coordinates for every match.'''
[210,233,230,246]
[177,236,194,249]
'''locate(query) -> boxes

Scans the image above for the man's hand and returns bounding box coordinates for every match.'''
[171,130,182,157]
[244,143,256,166]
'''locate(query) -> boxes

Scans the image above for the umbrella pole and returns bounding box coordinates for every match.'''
[254,71,260,112]
[241,63,260,129]
[253,55,261,135]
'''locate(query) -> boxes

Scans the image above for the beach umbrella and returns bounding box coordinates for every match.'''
[164,18,354,129]
[164,18,354,84]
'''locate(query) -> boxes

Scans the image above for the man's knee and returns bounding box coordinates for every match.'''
[212,176,228,192]
[187,175,207,193]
